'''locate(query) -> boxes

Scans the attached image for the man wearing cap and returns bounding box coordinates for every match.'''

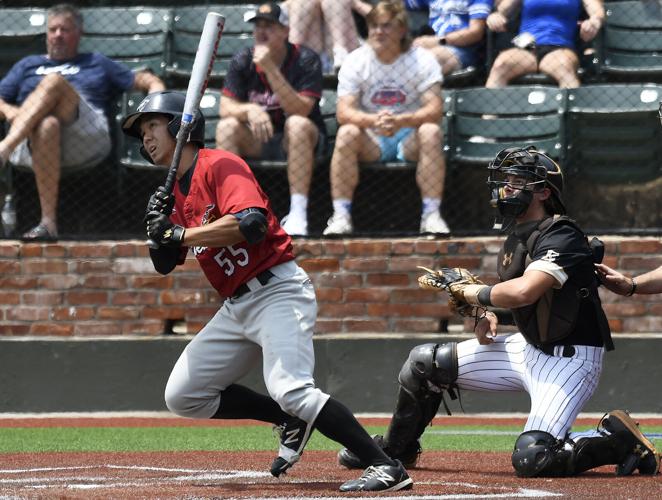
[216,1,326,237]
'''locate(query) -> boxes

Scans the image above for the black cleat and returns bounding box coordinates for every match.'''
[339,459,413,492]
[337,434,421,469]
[270,416,314,477]
[601,409,660,475]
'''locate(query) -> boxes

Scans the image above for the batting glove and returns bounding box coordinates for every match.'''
[146,186,174,216]
[145,211,185,247]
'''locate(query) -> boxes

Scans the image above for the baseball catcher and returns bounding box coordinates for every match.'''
[338,145,660,478]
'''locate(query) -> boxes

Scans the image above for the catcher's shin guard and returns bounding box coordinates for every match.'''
[512,431,574,477]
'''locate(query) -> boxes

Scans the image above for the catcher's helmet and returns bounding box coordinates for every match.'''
[487,145,566,221]
[121,91,205,164]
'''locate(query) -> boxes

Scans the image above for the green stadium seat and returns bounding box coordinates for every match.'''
[167,4,257,84]
[449,85,566,165]
[599,0,662,78]
[565,83,662,182]
[78,7,170,76]
[0,8,47,77]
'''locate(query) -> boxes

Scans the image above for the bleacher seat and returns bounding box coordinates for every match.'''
[599,0,662,79]
[167,4,256,85]
[79,7,171,76]
[565,83,662,182]
[449,85,566,164]
[0,8,47,77]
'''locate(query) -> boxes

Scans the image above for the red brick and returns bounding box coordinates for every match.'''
[320,241,347,255]
[113,291,157,305]
[161,290,206,305]
[114,243,141,257]
[393,318,442,333]
[75,260,114,273]
[0,243,20,257]
[185,306,221,321]
[7,307,51,321]
[0,323,31,335]
[619,240,662,254]
[30,323,74,336]
[38,275,80,289]
[0,261,21,274]
[112,258,155,274]
[22,260,69,274]
[619,256,662,272]
[607,318,623,332]
[19,244,44,257]
[344,319,388,332]
[315,287,343,302]
[390,288,439,303]
[21,291,63,306]
[73,322,123,336]
[70,244,113,258]
[366,303,448,317]
[51,306,97,321]
[345,288,390,303]
[622,316,662,333]
[298,258,340,273]
[343,258,388,272]
[97,307,142,320]
[366,273,411,287]
[66,291,109,305]
[314,319,344,333]
[603,302,648,316]
[318,303,366,316]
[292,241,324,256]
[346,241,391,256]
[173,276,209,289]
[142,306,188,319]
[413,240,442,254]
[392,241,415,255]
[315,273,362,288]
[388,257,436,272]
[121,321,164,335]
[0,292,20,305]
[440,257,483,269]
[133,274,175,288]
[82,275,128,289]
[42,245,67,258]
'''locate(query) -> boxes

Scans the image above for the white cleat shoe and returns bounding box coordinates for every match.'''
[323,212,353,236]
[420,211,450,235]
[281,212,308,237]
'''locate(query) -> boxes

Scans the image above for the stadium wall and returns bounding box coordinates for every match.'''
[0,237,661,336]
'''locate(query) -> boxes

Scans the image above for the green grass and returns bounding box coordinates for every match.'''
[1,425,661,454]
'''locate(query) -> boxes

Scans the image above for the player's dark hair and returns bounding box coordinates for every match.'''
[366,0,412,52]
[48,4,83,30]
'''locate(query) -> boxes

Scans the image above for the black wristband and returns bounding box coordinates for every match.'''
[477,285,494,307]
[439,36,447,45]
[625,277,637,296]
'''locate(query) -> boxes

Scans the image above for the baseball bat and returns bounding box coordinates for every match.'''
[147,12,225,249]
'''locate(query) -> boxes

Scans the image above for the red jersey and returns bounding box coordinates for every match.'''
[170,148,294,297]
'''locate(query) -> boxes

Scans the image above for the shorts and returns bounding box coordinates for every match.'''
[369,127,414,162]
[447,45,479,69]
[9,95,111,170]
[249,129,328,162]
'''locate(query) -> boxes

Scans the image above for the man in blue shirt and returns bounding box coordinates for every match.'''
[0,3,165,240]
[404,0,493,76]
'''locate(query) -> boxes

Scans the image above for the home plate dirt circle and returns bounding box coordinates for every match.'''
[0,450,659,499]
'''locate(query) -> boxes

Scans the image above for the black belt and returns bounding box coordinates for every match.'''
[232,269,275,298]
[539,345,576,357]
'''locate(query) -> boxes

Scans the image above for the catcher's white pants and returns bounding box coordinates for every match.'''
[164,261,329,424]
[456,333,604,439]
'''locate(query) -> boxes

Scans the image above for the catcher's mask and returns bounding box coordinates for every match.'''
[122,91,205,164]
[487,146,566,228]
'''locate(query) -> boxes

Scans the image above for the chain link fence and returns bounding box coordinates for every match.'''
[1,0,661,240]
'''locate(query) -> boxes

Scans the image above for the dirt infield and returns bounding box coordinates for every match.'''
[0,417,660,498]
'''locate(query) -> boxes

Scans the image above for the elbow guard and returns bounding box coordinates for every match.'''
[234,208,268,245]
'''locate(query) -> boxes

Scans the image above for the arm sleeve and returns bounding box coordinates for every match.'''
[469,0,493,19]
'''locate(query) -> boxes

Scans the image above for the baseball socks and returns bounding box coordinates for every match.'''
[212,384,289,423]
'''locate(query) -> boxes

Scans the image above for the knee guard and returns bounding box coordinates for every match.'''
[512,431,574,477]
[385,343,458,456]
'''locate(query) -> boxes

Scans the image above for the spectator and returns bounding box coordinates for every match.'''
[485,0,604,88]
[0,3,165,240]
[284,0,373,72]
[323,0,449,236]
[404,0,493,76]
[216,2,326,237]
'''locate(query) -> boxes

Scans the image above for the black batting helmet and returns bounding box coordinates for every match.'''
[487,145,566,220]
[122,91,205,164]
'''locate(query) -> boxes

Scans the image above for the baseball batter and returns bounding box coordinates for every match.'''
[121,91,412,493]
[339,145,660,477]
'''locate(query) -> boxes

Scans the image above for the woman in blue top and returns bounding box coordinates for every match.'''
[485,0,604,87]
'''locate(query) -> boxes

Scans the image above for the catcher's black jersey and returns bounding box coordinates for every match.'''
[502,219,607,347]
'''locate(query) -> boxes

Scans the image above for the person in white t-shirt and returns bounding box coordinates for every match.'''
[323,0,449,236]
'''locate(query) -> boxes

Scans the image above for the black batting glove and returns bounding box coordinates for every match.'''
[146,186,174,216]
[145,211,185,247]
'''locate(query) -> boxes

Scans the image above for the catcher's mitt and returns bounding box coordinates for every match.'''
[418,266,486,317]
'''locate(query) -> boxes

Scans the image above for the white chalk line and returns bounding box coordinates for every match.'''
[0,464,562,498]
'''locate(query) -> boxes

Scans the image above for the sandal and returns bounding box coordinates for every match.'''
[21,224,57,242]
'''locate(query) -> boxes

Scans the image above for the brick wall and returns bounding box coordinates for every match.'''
[1,237,660,336]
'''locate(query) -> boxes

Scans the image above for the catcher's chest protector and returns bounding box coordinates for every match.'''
[497,217,612,348]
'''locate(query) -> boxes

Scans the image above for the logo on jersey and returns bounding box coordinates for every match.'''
[192,204,217,256]
[36,63,80,76]
[502,252,513,267]
[371,87,406,106]
[541,249,560,263]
